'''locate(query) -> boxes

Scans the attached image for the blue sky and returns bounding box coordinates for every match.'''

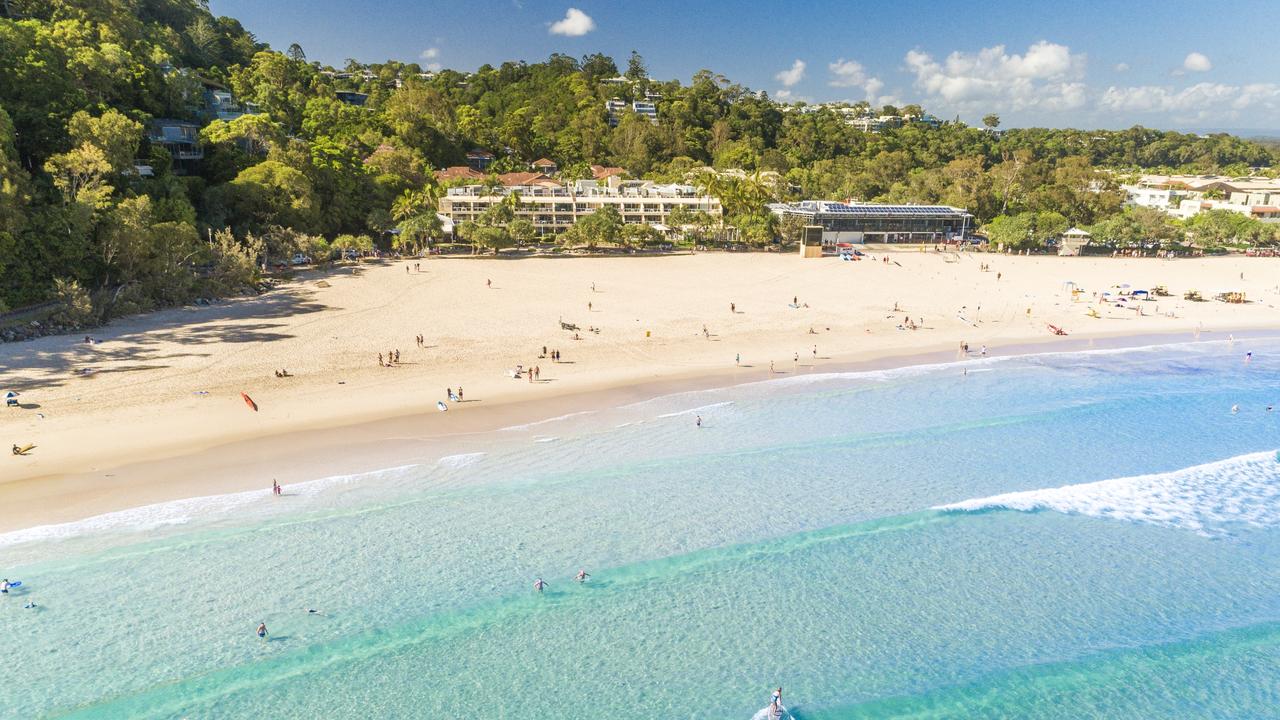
[210,0,1280,132]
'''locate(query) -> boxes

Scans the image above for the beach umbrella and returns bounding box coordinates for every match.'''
[4,391,16,398]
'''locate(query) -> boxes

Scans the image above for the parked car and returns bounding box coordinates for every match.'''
[290,253,313,265]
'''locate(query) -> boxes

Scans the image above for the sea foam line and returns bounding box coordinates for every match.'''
[938,450,1280,536]
[0,464,420,549]
[498,410,596,432]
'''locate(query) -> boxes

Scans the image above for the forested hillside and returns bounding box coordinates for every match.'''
[0,0,1276,320]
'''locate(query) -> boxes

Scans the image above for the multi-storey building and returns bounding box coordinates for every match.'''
[439,179,721,237]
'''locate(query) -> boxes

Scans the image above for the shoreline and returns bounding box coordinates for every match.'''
[4,325,1276,537]
[5,252,1280,535]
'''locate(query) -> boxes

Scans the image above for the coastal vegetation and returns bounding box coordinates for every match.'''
[0,0,1277,323]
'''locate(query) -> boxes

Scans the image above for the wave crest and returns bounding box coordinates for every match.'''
[939,451,1280,536]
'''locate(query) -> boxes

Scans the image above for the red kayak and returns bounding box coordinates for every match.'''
[241,392,259,412]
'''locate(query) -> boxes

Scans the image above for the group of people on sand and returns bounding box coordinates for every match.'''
[540,346,562,362]
[378,349,401,367]
[415,335,426,348]
[446,387,464,402]
[272,369,292,378]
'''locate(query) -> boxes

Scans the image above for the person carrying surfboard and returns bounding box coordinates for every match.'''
[1,578,10,594]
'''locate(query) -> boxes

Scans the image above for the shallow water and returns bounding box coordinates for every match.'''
[3,338,1279,718]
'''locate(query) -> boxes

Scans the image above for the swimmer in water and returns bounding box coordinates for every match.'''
[257,622,268,639]
[1231,404,1239,414]
[23,600,36,609]
[575,569,590,583]
[534,578,548,593]
[307,608,324,616]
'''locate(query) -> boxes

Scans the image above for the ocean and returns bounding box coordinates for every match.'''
[3,337,1279,718]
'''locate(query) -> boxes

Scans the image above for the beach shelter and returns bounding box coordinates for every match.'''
[1059,227,1091,256]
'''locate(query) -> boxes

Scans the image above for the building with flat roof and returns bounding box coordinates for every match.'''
[148,119,203,173]
[439,179,721,238]
[769,201,972,244]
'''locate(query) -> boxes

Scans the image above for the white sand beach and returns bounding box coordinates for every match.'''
[3,250,1279,531]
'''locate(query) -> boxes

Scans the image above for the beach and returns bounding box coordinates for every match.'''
[3,250,1279,531]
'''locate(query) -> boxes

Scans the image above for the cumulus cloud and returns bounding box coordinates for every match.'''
[826,57,888,103]
[549,8,595,36]
[1100,82,1280,122]
[420,47,440,60]
[903,41,1088,112]
[775,60,806,87]
[1183,52,1212,72]
[828,58,870,87]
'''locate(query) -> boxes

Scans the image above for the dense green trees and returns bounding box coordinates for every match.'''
[0,0,1277,321]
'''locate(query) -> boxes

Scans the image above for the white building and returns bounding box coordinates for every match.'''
[1122,174,1280,223]
[439,179,721,237]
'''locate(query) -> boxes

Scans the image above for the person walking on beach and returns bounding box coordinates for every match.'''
[272,480,280,496]
[588,301,593,312]
[486,278,492,289]
[256,622,268,640]
[735,353,740,366]
[378,352,384,367]
[980,345,987,357]
[457,387,464,402]
[534,578,548,593]
[575,569,590,583]
[695,415,702,428]
[730,302,736,313]
[812,345,817,359]
[769,360,775,373]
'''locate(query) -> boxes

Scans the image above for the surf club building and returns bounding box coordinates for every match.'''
[769,201,973,246]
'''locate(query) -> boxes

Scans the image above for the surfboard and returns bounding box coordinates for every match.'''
[7,581,20,588]
[12,444,33,455]
[436,401,448,412]
[241,392,258,412]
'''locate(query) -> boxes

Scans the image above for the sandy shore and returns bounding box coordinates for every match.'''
[3,250,1279,533]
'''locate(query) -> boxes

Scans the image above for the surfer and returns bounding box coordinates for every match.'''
[272,480,281,496]
[534,578,548,593]
[256,622,268,639]
[771,687,783,710]
[307,608,324,616]
[23,600,36,609]
[575,569,590,583]
[1,578,9,594]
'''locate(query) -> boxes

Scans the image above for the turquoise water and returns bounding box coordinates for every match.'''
[3,338,1280,718]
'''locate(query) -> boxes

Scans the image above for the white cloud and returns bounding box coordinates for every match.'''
[775,89,793,99]
[420,47,440,60]
[826,57,887,103]
[1114,62,1130,72]
[549,8,595,36]
[1100,82,1280,122]
[828,58,869,87]
[775,60,806,88]
[903,41,1087,113]
[1183,52,1212,72]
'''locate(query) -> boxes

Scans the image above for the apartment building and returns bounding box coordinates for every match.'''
[439,179,721,237]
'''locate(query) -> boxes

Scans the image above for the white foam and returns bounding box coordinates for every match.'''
[533,436,559,443]
[0,464,420,549]
[656,401,735,418]
[436,452,486,469]
[939,450,1280,536]
[498,411,596,432]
